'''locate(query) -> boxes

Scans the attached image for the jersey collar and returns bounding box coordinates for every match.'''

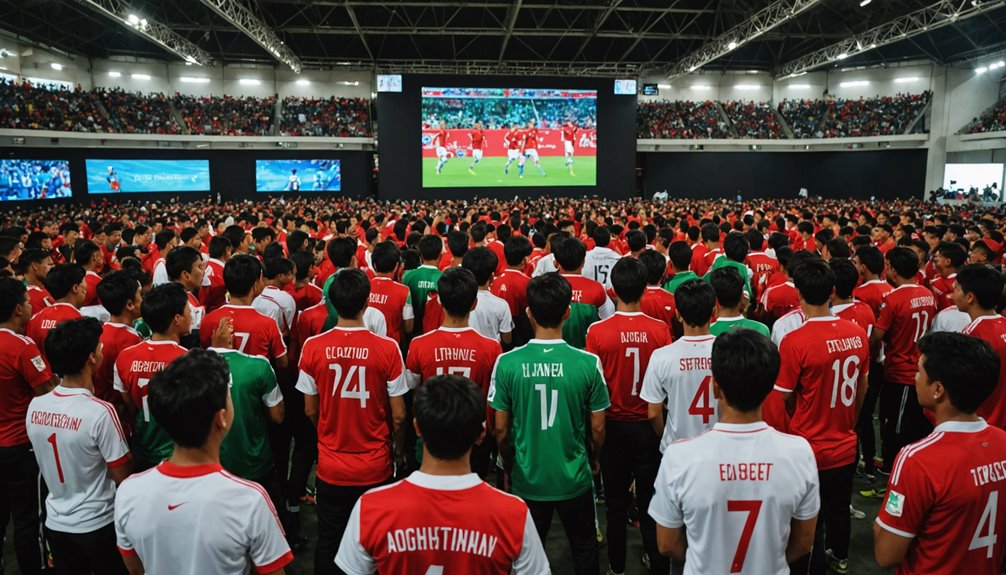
[158,461,224,478]
[529,338,566,345]
[713,421,770,433]
[714,315,744,321]
[437,326,474,333]
[831,303,854,314]
[614,311,646,317]
[406,471,482,491]
[52,385,93,397]
[680,335,714,342]
[804,315,838,323]
[934,419,988,433]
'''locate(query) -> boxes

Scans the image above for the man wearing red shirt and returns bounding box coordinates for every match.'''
[930,242,966,310]
[0,278,55,575]
[518,120,545,178]
[406,267,502,475]
[776,260,869,574]
[586,258,671,575]
[955,264,1006,428]
[200,255,287,366]
[562,119,578,175]
[745,229,779,302]
[26,264,86,365]
[853,246,892,318]
[503,122,523,176]
[285,250,323,312]
[21,248,54,312]
[690,223,718,277]
[874,224,896,255]
[100,222,123,272]
[433,119,450,175]
[639,250,676,331]
[199,235,231,314]
[875,332,1006,574]
[94,271,143,404]
[74,241,104,309]
[367,242,414,345]
[872,247,936,478]
[467,120,485,174]
[296,269,407,575]
[490,236,533,346]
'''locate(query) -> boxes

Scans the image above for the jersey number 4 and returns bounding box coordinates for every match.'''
[688,375,715,423]
[728,499,762,573]
[970,490,999,559]
[328,364,371,408]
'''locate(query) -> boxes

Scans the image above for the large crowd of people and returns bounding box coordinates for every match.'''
[965,98,1006,134]
[778,98,830,138]
[636,99,729,139]
[0,77,106,132]
[173,94,277,136]
[821,92,931,138]
[1,191,1006,574]
[722,100,785,139]
[279,96,373,137]
[96,87,182,135]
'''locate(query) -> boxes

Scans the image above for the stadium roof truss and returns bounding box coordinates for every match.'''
[0,0,1005,77]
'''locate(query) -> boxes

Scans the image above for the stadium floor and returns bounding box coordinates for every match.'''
[422,156,597,187]
[2,471,892,574]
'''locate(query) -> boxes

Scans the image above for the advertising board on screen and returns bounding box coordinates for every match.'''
[86,159,211,194]
[0,159,72,201]
[255,160,341,192]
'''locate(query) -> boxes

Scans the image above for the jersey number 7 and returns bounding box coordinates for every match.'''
[728,499,762,573]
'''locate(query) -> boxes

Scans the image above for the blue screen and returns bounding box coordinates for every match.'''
[85,159,211,194]
[255,160,341,192]
[0,159,72,201]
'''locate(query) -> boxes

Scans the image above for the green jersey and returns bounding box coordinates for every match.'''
[703,258,753,300]
[133,319,152,339]
[216,349,282,480]
[662,271,699,294]
[489,339,610,501]
[709,316,770,337]
[402,265,442,328]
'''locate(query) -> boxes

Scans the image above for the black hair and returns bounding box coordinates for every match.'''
[179,227,199,244]
[675,279,716,327]
[328,268,370,318]
[446,231,470,259]
[610,257,647,304]
[638,250,666,286]
[73,240,101,267]
[414,374,485,460]
[700,222,719,243]
[791,258,834,306]
[286,230,309,255]
[825,238,850,259]
[263,257,294,280]
[855,246,884,275]
[149,348,230,449]
[97,270,140,316]
[261,243,285,262]
[829,258,859,300]
[154,229,178,251]
[45,264,85,301]
[886,247,920,280]
[709,266,744,309]
[461,247,498,286]
[711,328,780,412]
[251,227,275,244]
[141,283,189,334]
[165,246,202,282]
[17,248,50,275]
[326,237,357,268]
[223,254,263,298]
[504,236,532,267]
[626,230,647,253]
[972,240,995,262]
[419,234,443,262]
[402,249,421,271]
[918,332,1000,414]
[221,225,246,251]
[744,229,764,252]
[469,224,487,244]
[45,317,102,377]
[0,278,27,322]
[527,272,572,329]
[437,267,479,318]
[767,232,790,251]
[208,236,232,260]
[371,241,402,274]
[956,263,1005,310]
[723,232,749,263]
[552,237,586,272]
[936,241,968,270]
[667,241,692,272]
[290,251,315,281]
[591,226,611,248]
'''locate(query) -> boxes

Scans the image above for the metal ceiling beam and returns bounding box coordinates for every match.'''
[666,0,825,80]
[497,0,522,64]
[266,1,714,13]
[275,25,709,40]
[776,0,1006,78]
[69,0,213,65]
[570,0,623,63]
[343,0,374,62]
[195,0,303,72]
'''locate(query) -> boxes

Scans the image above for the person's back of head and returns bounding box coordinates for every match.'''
[711,329,780,412]
[855,246,884,276]
[785,250,818,278]
[326,237,357,268]
[886,247,920,281]
[956,263,1005,311]
[328,268,370,319]
[667,241,692,273]
[73,240,101,268]
[626,231,646,253]
[371,241,402,275]
[250,227,275,246]
[437,267,479,318]
[45,263,86,301]
[141,283,189,335]
[415,374,485,461]
[745,229,764,252]
[469,224,488,245]
[700,222,719,244]
[154,229,177,252]
[286,230,309,254]
[179,227,199,246]
[825,238,850,259]
[165,246,202,282]
[722,232,749,263]
[149,348,230,449]
[552,237,586,273]
[504,236,532,268]
[918,332,1000,414]
[767,232,790,252]
[461,247,498,286]
[97,270,140,316]
[208,236,232,262]
[709,267,744,310]
[17,248,50,277]
[610,257,647,305]
[0,278,27,323]
[686,226,700,243]
[45,317,102,378]
[936,241,967,271]
[526,273,572,329]
[290,251,315,282]
[263,257,294,281]
[638,250,666,286]
[829,258,859,300]
[531,231,547,250]
[223,254,263,298]
[221,225,246,251]
[791,258,834,306]
[418,234,443,263]
[447,231,470,259]
[675,279,716,328]
[496,224,512,244]
[591,226,611,249]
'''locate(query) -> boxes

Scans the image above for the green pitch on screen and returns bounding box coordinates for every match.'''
[422,156,596,188]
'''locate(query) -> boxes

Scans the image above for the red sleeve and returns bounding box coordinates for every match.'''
[405,341,422,376]
[384,339,404,382]
[875,297,895,332]
[876,451,934,538]
[269,321,287,359]
[585,327,599,355]
[762,390,791,433]
[774,337,801,393]
[199,313,216,349]
[19,342,52,388]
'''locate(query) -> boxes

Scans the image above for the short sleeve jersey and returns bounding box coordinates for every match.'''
[405,327,502,395]
[582,247,623,289]
[402,265,443,333]
[876,284,936,385]
[490,270,531,319]
[27,284,53,313]
[760,282,799,320]
[561,274,615,349]
[26,302,82,364]
[488,340,610,501]
[776,316,870,470]
[115,462,293,575]
[710,316,770,338]
[469,129,485,150]
[217,349,284,480]
[94,323,142,404]
[876,421,1006,575]
[640,335,717,452]
[199,259,228,314]
[0,328,53,447]
[833,301,876,335]
[586,312,672,422]
[113,340,187,468]
[253,286,297,335]
[470,290,514,342]
[649,422,820,575]
[853,279,893,318]
[562,124,578,142]
[368,277,414,344]
[296,327,408,486]
[929,273,957,310]
[284,282,324,313]
[662,271,699,295]
[963,315,1006,428]
[26,386,130,533]
[200,305,287,361]
[84,271,102,307]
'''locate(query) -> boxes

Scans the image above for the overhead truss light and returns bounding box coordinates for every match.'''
[193,0,303,73]
[839,80,869,87]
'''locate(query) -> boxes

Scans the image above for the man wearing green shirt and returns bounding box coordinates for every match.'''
[662,241,698,294]
[709,267,770,337]
[401,234,444,334]
[215,348,285,480]
[704,231,754,301]
[491,272,610,574]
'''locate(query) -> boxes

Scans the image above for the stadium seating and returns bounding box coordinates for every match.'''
[821,92,930,138]
[173,94,276,136]
[0,77,106,132]
[636,100,729,139]
[97,88,182,135]
[964,98,1006,133]
[722,100,785,139]
[279,96,372,137]
[778,98,829,139]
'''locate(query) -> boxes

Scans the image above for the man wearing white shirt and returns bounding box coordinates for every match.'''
[581,227,622,289]
[462,248,514,344]
[254,258,298,336]
[150,230,180,287]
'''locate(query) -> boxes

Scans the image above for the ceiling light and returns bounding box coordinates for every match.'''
[50,62,63,71]
[735,84,760,90]
[869,43,877,48]
[836,53,849,60]
[131,73,150,80]
[788,83,811,89]
[688,65,698,72]
[657,83,671,90]
[179,76,210,84]
[338,81,360,86]
[727,41,738,50]
[895,77,920,83]
[108,71,121,78]
[127,14,139,24]
[860,0,872,5]
[690,84,711,90]
[296,79,311,86]
[996,60,1006,69]
[976,66,989,73]
[840,80,869,87]
[239,78,261,86]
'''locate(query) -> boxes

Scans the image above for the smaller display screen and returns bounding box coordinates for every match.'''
[614,79,637,95]
[255,159,342,192]
[0,159,72,200]
[86,159,211,193]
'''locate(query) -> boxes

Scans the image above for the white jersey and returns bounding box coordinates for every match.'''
[532,253,557,277]
[253,286,297,334]
[639,335,717,452]
[114,462,293,575]
[649,421,820,575]
[469,290,514,342]
[582,247,623,289]
[26,385,130,533]
[930,307,971,333]
[152,259,169,287]
[80,304,111,323]
[364,307,388,337]
[770,308,805,347]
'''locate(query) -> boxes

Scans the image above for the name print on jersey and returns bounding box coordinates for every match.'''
[385,526,500,559]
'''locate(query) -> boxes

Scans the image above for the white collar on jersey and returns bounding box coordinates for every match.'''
[529,338,566,345]
[437,326,474,333]
[52,385,92,397]
[713,315,744,322]
[804,316,838,323]
[933,419,988,433]
[712,421,770,433]
[406,471,482,491]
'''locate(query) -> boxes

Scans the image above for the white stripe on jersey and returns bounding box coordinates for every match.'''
[891,432,945,485]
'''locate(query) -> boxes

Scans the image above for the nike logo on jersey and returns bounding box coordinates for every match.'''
[168,503,185,511]
[543,348,553,353]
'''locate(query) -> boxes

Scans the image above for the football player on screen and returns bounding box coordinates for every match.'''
[468,120,485,175]
[433,120,449,175]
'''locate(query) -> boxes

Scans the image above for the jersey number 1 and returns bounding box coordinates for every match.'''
[534,384,559,430]
[728,499,762,573]
[46,432,64,484]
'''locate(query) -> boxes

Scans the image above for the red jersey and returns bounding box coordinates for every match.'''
[368,277,413,344]
[776,316,870,470]
[640,286,676,331]
[295,327,408,486]
[0,328,52,447]
[963,315,1006,428]
[316,259,338,288]
[94,323,142,404]
[746,251,779,297]
[853,278,893,318]
[27,285,53,313]
[292,303,328,358]
[26,303,81,364]
[876,284,936,385]
[487,240,506,277]
[929,273,957,310]
[99,243,118,272]
[469,129,485,150]
[405,327,502,397]
[877,421,1006,575]
[113,340,187,427]
[199,305,287,361]
[199,258,227,314]
[833,301,876,336]
[760,281,799,320]
[356,243,370,271]
[586,312,672,421]
[490,269,531,319]
[285,282,324,312]
[433,129,448,147]
[521,128,538,152]
[83,271,101,308]
[505,129,522,150]
[689,244,709,276]
[561,124,578,142]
